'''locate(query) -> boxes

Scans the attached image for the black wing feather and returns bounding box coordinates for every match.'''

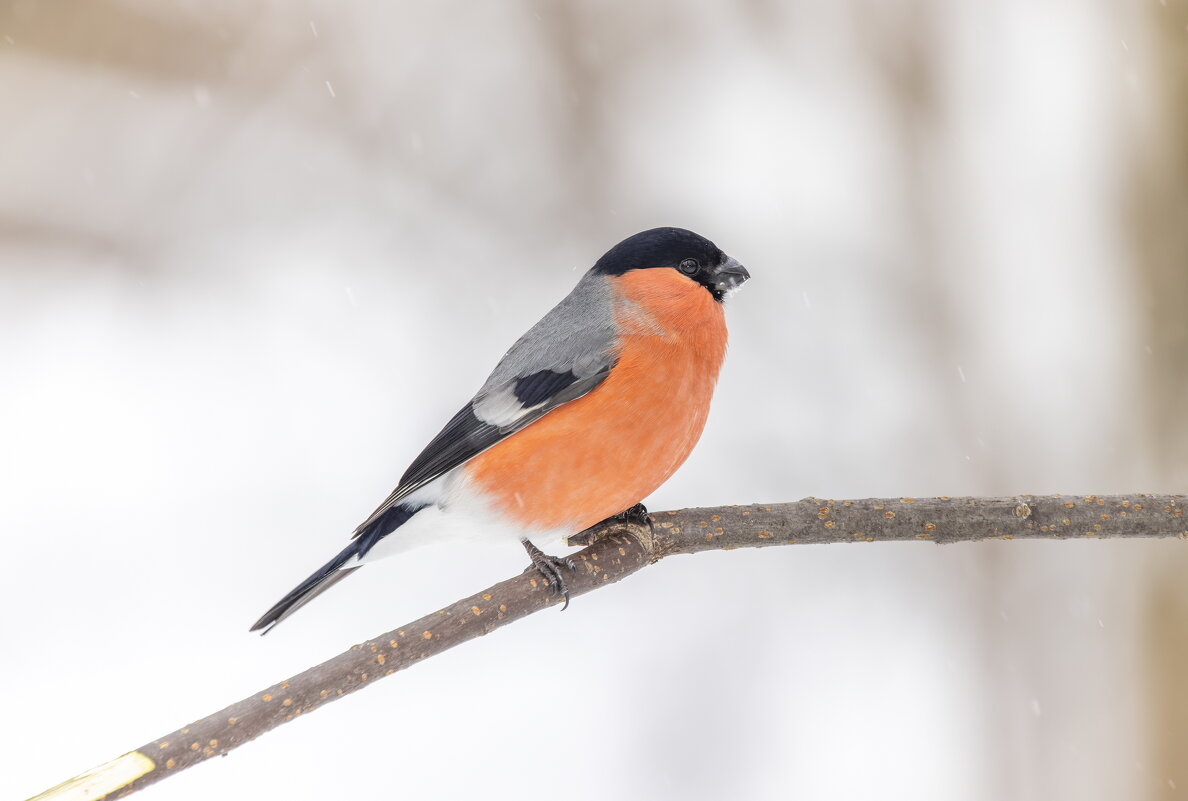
[398,405,503,499]
[514,369,579,407]
[352,365,611,536]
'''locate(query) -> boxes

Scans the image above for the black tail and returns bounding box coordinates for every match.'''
[249,503,424,634]
[249,541,362,634]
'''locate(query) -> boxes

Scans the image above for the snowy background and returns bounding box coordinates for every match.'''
[3,1,1188,799]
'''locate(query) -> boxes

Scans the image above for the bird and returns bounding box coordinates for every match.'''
[250,227,749,633]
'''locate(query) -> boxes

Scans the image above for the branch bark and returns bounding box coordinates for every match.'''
[30,494,1188,801]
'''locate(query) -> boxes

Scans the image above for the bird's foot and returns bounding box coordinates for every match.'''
[521,538,575,610]
[618,502,654,530]
[568,503,655,548]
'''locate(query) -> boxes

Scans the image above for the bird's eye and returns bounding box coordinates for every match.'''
[679,259,699,275]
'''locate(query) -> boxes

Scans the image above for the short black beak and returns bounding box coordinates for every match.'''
[713,256,750,293]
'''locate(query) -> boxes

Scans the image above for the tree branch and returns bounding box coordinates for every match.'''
[29,494,1187,801]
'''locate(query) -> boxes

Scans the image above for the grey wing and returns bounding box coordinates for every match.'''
[353,273,618,535]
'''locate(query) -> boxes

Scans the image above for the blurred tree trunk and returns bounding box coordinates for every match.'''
[1135,3,1188,799]
[1133,1,1188,487]
[531,1,611,232]
[859,5,1017,798]
[1146,584,1188,796]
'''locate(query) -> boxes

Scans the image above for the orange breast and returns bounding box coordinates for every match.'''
[465,269,729,533]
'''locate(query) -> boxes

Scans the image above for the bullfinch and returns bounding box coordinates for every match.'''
[251,227,749,632]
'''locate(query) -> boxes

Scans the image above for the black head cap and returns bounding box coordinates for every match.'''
[591,227,749,302]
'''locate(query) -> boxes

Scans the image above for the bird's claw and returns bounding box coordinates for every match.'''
[520,539,576,610]
[568,503,654,547]
[620,502,654,531]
